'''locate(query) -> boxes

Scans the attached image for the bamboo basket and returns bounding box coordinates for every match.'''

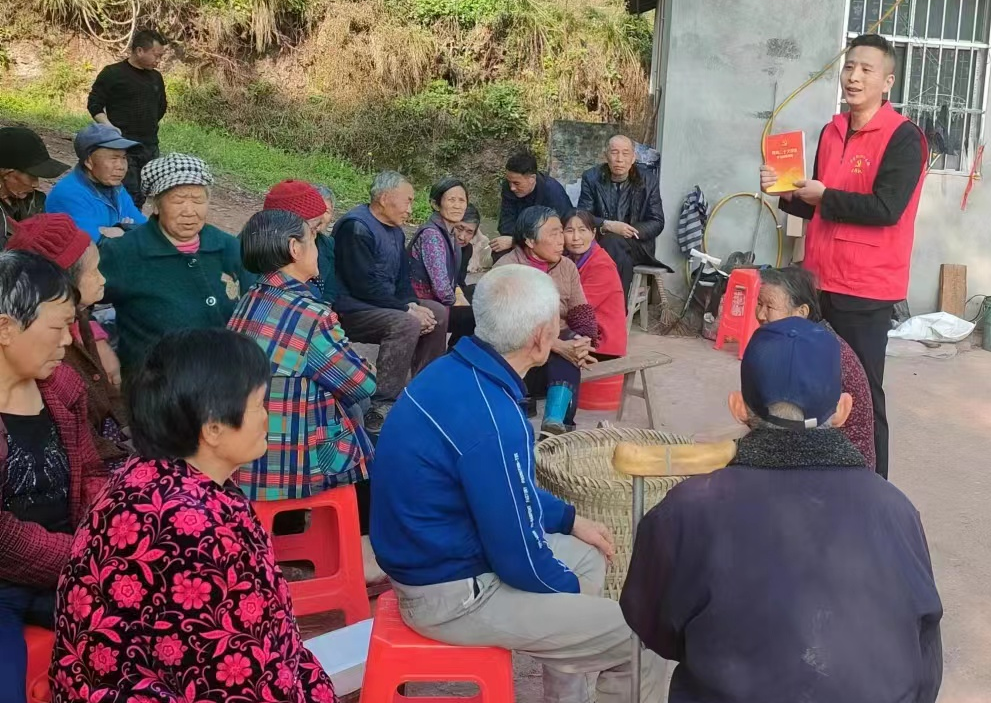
[536,427,692,600]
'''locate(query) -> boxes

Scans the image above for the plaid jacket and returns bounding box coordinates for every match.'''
[0,364,108,588]
[229,271,376,500]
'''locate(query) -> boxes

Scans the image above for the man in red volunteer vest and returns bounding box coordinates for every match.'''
[760,34,927,480]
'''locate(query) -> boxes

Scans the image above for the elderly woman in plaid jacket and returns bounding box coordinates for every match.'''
[0,251,107,702]
[228,210,376,526]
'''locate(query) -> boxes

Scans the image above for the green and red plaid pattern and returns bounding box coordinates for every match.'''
[229,271,376,501]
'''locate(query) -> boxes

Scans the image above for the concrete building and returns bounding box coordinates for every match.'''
[632,0,991,317]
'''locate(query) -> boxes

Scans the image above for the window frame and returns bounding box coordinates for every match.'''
[840,0,991,174]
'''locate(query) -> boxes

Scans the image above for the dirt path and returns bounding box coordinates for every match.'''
[5,120,262,233]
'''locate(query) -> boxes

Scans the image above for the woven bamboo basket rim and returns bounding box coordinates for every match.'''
[536,426,695,485]
[535,427,693,599]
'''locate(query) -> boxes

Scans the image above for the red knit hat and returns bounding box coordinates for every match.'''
[263,180,328,221]
[6,213,92,270]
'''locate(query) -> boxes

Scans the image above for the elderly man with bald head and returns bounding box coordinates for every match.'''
[577,134,671,301]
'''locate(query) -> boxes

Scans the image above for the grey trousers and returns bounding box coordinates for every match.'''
[337,299,449,404]
[391,534,664,703]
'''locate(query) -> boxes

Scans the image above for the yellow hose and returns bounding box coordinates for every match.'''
[694,0,909,282]
[686,192,783,286]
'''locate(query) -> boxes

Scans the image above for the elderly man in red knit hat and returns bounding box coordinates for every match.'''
[6,214,130,470]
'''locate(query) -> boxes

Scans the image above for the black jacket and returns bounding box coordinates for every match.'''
[87,60,167,146]
[621,430,942,703]
[577,163,665,262]
[497,172,573,235]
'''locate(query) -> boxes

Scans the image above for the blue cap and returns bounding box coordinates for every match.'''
[741,317,842,430]
[73,124,140,161]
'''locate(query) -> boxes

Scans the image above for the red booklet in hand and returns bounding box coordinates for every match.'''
[764,131,806,194]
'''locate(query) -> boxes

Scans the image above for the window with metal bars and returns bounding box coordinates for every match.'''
[846,0,990,171]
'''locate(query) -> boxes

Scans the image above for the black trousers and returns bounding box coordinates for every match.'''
[123,143,160,209]
[821,293,894,480]
[447,304,476,349]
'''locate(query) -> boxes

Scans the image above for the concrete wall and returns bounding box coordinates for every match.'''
[655,0,991,316]
[912,170,991,317]
[548,120,622,186]
[653,0,845,288]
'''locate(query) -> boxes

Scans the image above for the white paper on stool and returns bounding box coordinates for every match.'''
[305,618,373,695]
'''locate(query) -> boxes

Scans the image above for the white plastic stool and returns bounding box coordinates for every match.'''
[305,617,373,696]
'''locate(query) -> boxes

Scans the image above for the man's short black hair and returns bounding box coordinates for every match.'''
[506,151,538,176]
[849,34,896,72]
[0,250,79,327]
[240,209,309,275]
[128,328,270,460]
[131,29,169,51]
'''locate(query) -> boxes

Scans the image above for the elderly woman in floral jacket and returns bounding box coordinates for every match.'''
[50,328,339,702]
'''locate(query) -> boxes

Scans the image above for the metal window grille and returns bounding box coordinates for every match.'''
[846,0,991,171]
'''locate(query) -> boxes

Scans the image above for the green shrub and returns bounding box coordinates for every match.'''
[405,0,503,25]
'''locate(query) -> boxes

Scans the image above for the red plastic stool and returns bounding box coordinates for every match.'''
[253,485,371,624]
[578,375,624,411]
[359,591,514,703]
[25,626,54,703]
[714,268,761,359]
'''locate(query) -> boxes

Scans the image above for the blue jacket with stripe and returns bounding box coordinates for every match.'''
[370,336,579,594]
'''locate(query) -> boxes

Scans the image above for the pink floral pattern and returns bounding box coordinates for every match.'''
[65,585,93,620]
[107,511,140,548]
[109,574,146,609]
[51,457,337,702]
[171,507,209,537]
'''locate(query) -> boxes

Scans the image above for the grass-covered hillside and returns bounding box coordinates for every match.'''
[1,0,652,215]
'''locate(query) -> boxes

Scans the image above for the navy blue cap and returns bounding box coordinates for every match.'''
[741,317,842,430]
[73,124,140,161]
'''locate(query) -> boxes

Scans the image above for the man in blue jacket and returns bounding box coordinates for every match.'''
[371,264,664,703]
[45,123,146,242]
[621,317,942,703]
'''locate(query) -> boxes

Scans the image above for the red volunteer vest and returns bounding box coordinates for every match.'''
[804,102,927,301]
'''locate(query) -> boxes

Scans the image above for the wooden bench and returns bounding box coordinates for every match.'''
[582,351,673,429]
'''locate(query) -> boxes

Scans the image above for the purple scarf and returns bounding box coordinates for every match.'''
[568,241,599,271]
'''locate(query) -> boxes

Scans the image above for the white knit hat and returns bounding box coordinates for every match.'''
[141,153,215,198]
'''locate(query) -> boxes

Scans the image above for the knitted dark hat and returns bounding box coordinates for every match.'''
[6,213,92,270]
[263,180,327,221]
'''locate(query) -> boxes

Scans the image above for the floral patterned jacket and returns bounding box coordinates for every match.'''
[50,457,338,703]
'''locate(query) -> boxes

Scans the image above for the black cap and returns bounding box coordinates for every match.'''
[0,127,70,179]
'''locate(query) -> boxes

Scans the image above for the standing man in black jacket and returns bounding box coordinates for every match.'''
[87,29,169,209]
[577,135,671,303]
[621,317,942,703]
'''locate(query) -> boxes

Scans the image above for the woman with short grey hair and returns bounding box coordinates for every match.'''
[494,205,601,436]
[99,153,253,381]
